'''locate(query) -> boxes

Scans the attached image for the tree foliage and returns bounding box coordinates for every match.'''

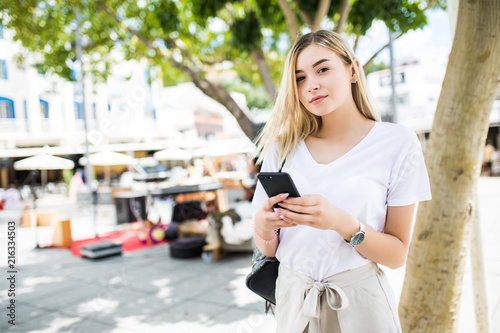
[0,0,439,138]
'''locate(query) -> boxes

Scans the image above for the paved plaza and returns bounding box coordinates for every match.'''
[0,177,499,332]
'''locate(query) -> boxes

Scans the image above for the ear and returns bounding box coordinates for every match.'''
[351,59,361,78]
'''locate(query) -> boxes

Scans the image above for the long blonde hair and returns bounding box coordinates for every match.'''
[255,30,380,167]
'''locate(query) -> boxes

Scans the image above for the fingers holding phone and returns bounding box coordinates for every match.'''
[255,192,297,232]
[275,194,340,231]
[255,172,302,231]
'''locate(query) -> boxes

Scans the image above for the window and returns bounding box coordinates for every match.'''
[74,102,84,119]
[0,60,7,79]
[0,97,15,118]
[40,99,49,118]
[379,72,405,87]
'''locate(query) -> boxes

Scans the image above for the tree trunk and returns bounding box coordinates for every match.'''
[399,1,500,332]
[470,193,490,333]
[251,49,277,102]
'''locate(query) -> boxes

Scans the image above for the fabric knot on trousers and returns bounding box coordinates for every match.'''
[300,280,349,320]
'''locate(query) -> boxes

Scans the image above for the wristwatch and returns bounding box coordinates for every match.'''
[347,221,366,247]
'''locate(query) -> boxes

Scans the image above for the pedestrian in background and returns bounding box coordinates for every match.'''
[483,139,496,176]
[252,30,431,332]
[1,184,21,207]
[69,170,84,199]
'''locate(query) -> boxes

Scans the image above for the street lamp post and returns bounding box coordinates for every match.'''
[388,28,397,123]
[75,10,98,237]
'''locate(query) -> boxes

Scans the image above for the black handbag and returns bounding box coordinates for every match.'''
[245,158,285,308]
[245,246,279,305]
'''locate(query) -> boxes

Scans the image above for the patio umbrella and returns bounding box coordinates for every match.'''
[14,154,75,171]
[79,151,133,185]
[14,153,75,188]
[79,151,133,166]
[192,138,256,157]
[14,153,74,248]
[154,147,192,161]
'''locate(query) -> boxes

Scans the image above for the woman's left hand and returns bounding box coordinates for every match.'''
[276,194,342,231]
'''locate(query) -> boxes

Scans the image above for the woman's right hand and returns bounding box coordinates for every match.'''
[254,193,297,237]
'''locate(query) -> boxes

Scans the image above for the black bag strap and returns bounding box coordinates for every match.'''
[278,157,286,172]
[265,300,275,315]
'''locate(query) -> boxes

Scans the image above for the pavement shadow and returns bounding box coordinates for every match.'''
[0,245,270,332]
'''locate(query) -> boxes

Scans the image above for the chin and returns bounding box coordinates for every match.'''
[308,107,336,117]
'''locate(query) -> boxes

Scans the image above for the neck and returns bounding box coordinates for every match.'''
[316,102,373,140]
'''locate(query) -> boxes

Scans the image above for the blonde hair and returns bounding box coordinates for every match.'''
[255,30,380,167]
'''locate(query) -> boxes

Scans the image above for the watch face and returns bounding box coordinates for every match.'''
[352,233,365,247]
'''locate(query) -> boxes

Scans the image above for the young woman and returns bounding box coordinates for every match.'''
[252,30,431,332]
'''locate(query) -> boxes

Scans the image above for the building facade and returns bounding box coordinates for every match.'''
[366,47,500,147]
[0,27,242,188]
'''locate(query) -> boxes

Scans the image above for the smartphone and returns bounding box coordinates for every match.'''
[257,172,301,203]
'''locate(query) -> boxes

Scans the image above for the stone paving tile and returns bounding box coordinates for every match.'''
[57,287,149,318]
[61,292,183,326]
[2,311,137,333]
[112,299,231,333]
[1,278,82,304]
[0,177,498,332]
[183,306,277,333]
[26,281,106,312]
[0,301,52,329]
[193,267,265,311]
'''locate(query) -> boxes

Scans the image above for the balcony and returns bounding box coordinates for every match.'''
[0,118,28,134]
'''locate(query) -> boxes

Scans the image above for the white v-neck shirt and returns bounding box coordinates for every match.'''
[252,122,431,281]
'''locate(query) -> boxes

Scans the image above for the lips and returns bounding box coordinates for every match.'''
[310,95,327,105]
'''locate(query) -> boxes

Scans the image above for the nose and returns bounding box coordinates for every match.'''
[307,80,319,92]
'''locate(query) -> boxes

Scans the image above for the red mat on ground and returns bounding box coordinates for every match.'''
[71,229,167,257]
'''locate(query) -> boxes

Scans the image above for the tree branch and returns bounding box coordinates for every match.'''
[251,48,277,101]
[313,0,331,31]
[334,0,352,33]
[362,33,402,70]
[353,34,361,52]
[290,0,314,28]
[98,2,255,139]
[276,0,301,39]
[424,0,439,10]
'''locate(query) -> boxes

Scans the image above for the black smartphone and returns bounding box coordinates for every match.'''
[257,172,301,202]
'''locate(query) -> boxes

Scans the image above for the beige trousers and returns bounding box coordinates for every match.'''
[274,262,402,333]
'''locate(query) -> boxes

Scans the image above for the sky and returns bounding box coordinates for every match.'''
[355,8,453,65]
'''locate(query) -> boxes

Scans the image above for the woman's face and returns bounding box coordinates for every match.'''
[295,44,354,117]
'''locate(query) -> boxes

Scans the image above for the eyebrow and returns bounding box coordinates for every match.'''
[295,58,330,74]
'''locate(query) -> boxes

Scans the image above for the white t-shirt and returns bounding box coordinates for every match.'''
[252,122,432,281]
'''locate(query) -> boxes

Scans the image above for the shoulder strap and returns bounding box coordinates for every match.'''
[278,157,286,172]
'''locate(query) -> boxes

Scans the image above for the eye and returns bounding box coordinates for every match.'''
[296,76,305,83]
[318,67,329,74]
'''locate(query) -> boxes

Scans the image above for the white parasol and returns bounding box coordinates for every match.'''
[79,151,133,166]
[79,151,133,185]
[192,138,256,157]
[13,153,75,249]
[14,153,75,189]
[14,154,75,171]
[154,147,192,161]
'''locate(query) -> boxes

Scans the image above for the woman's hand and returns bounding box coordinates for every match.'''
[254,193,298,237]
[277,194,353,234]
